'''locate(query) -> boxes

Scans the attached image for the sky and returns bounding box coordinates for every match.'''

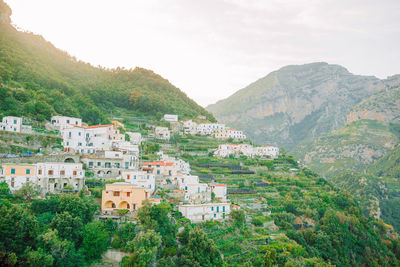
[5,0,400,107]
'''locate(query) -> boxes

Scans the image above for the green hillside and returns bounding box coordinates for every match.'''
[292,120,399,177]
[0,1,214,124]
[368,145,400,178]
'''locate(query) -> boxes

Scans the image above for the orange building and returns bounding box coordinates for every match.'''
[101,183,152,213]
[1,164,37,191]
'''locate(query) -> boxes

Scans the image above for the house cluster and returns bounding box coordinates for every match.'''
[183,120,246,140]
[0,116,32,133]
[0,162,85,196]
[100,150,231,222]
[214,143,280,158]
[54,116,126,154]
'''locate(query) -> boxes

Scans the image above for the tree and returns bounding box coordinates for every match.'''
[13,182,40,201]
[49,212,83,245]
[137,202,177,247]
[38,229,85,267]
[0,204,38,256]
[123,230,162,267]
[177,227,223,267]
[25,248,54,267]
[230,209,245,228]
[112,223,136,251]
[81,221,109,262]
[0,181,11,198]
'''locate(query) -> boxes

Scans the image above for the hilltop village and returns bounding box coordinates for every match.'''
[0,114,279,223]
[2,113,398,266]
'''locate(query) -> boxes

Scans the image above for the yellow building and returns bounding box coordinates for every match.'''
[101,183,151,213]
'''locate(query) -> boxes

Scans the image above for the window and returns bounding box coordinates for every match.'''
[127,175,130,180]
[78,132,81,136]
[60,170,65,175]
[105,162,111,168]
[73,171,77,176]
[48,170,53,175]
[78,142,82,147]
[97,162,101,167]
[214,214,216,218]
[223,206,225,212]
[69,132,71,138]
[26,178,29,182]
[13,120,17,124]
[89,162,93,167]
[11,168,16,174]
[113,191,120,196]
[157,170,160,175]
[169,170,172,176]
[38,169,42,175]
[217,206,219,212]
[211,207,214,211]
[133,204,136,211]
[76,121,78,125]
[67,120,70,123]
[127,192,130,197]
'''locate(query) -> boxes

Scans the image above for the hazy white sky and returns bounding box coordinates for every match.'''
[5,0,400,106]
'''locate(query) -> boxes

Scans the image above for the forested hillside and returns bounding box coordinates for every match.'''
[0,1,214,124]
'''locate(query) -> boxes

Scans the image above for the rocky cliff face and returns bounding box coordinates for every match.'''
[347,84,400,124]
[207,62,391,149]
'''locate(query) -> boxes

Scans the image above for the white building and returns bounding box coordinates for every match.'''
[255,146,280,158]
[196,123,226,136]
[121,170,155,193]
[226,128,246,140]
[178,202,231,223]
[214,143,253,157]
[51,116,82,130]
[0,116,22,133]
[214,143,278,158]
[163,114,178,122]
[210,184,228,201]
[154,126,170,141]
[127,132,142,145]
[183,120,198,135]
[36,162,85,194]
[61,124,123,154]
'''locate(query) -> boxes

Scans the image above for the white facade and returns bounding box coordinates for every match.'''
[196,123,226,136]
[127,132,142,145]
[210,184,228,201]
[226,128,246,140]
[61,124,118,154]
[154,127,170,141]
[163,114,178,122]
[121,170,155,193]
[0,116,22,133]
[255,146,280,158]
[178,202,231,223]
[183,120,198,135]
[51,116,82,130]
[214,143,279,158]
[35,162,84,194]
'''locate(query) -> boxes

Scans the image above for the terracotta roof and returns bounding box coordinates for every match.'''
[211,184,227,187]
[86,124,113,128]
